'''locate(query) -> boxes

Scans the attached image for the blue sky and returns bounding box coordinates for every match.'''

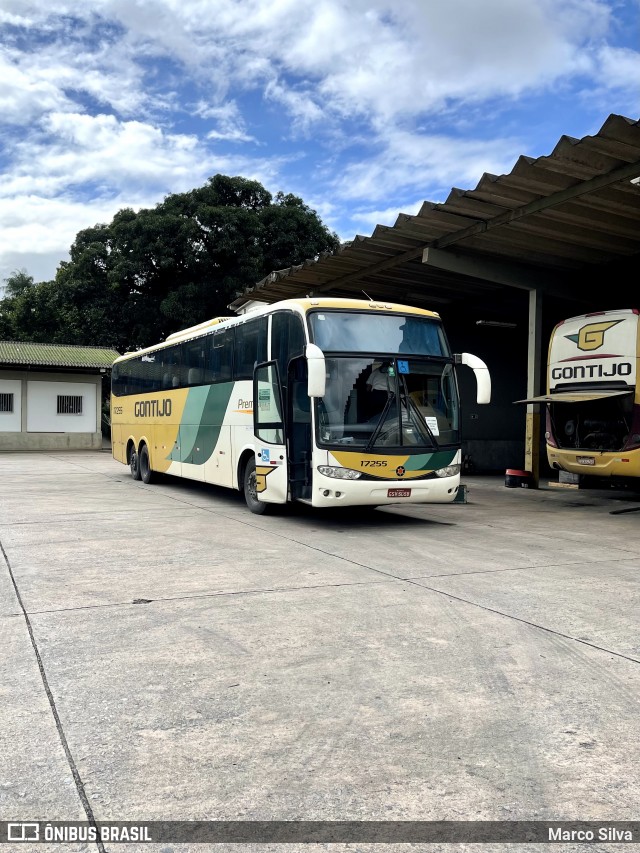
[1,0,639,287]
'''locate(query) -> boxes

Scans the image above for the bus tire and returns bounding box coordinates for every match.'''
[243,456,268,515]
[129,446,142,481]
[139,444,154,485]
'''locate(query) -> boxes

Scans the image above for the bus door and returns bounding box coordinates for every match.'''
[288,357,312,501]
[253,361,288,504]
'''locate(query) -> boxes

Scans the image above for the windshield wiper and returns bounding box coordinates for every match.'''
[400,376,439,448]
[365,391,396,452]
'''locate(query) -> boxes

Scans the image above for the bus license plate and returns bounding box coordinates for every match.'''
[388,488,411,498]
[577,456,595,466]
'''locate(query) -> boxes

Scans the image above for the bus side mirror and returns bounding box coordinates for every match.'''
[455,353,491,404]
[306,344,326,397]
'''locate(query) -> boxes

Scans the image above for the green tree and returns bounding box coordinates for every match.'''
[48,174,340,351]
[0,278,72,343]
[0,269,35,338]
[3,268,34,297]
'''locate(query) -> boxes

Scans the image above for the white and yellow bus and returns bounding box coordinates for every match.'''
[521,308,640,481]
[111,298,491,513]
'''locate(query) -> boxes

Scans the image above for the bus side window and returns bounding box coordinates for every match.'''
[272,311,305,392]
[120,361,131,396]
[234,318,268,380]
[127,360,138,396]
[272,311,305,363]
[140,354,162,393]
[129,357,144,395]
[160,344,184,389]
[112,363,123,397]
[183,338,205,386]
[208,329,233,383]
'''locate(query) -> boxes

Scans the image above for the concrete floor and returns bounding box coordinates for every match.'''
[1,451,640,852]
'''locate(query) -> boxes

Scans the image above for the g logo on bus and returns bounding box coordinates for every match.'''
[396,466,406,477]
[566,320,622,352]
[255,466,276,493]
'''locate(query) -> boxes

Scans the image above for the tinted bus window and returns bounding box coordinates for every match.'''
[130,357,144,394]
[139,352,162,393]
[234,317,267,380]
[209,329,233,382]
[310,312,449,356]
[159,344,183,389]
[127,358,143,395]
[183,338,207,386]
[112,362,124,397]
[272,311,305,384]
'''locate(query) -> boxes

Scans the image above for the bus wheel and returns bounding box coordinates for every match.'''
[130,448,142,481]
[243,456,268,515]
[139,444,154,485]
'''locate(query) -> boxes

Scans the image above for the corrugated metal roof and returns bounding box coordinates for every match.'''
[230,114,640,312]
[0,341,120,368]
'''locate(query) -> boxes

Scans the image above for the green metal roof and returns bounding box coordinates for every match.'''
[0,340,120,369]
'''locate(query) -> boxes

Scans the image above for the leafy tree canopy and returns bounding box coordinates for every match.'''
[0,174,340,350]
[3,268,34,297]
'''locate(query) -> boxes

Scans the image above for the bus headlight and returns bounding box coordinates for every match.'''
[434,464,461,478]
[317,466,362,480]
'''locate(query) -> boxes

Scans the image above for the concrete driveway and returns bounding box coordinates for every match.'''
[1,451,640,851]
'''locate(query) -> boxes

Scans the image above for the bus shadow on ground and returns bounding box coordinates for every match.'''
[282,504,456,529]
[154,474,456,527]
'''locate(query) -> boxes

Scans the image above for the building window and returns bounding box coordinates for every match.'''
[0,392,14,413]
[57,395,83,415]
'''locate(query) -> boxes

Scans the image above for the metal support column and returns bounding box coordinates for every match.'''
[525,289,543,486]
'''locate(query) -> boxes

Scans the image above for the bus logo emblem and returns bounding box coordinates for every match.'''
[396,466,406,477]
[566,320,622,352]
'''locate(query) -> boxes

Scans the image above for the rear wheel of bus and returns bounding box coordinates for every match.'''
[129,444,141,481]
[139,444,155,485]
[243,456,268,515]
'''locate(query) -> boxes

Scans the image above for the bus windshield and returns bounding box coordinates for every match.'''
[309,311,449,356]
[316,357,460,450]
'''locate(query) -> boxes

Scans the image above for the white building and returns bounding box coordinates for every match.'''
[0,341,120,451]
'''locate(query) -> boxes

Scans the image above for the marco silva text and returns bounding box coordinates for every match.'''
[549,826,634,842]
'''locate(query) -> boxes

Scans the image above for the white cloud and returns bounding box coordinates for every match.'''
[3,0,617,126]
[0,195,117,284]
[0,0,637,284]
[0,113,202,197]
[596,44,640,91]
[1,23,162,126]
[199,101,258,144]
[0,111,290,283]
[264,80,326,132]
[331,129,523,203]
[304,0,607,124]
[0,50,74,123]
[346,201,425,236]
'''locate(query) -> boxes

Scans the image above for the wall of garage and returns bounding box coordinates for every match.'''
[443,293,595,475]
[0,370,102,451]
[446,317,530,473]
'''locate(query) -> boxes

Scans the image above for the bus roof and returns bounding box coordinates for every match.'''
[113,297,442,364]
[552,308,639,331]
[271,297,440,318]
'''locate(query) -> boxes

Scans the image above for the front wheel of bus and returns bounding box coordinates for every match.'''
[139,444,154,485]
[130,448,141,481]
[243,456,268,515]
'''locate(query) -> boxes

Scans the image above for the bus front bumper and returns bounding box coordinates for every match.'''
[548,448,640,479]
[310,473,460,507]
